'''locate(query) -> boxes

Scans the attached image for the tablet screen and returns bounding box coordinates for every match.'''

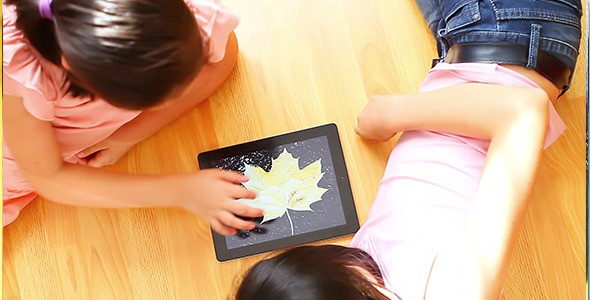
[198,124,359,261]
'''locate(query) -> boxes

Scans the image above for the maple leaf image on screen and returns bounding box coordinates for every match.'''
[238,148,328,235]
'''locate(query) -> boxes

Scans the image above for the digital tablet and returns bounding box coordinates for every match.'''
[198,123,359,262]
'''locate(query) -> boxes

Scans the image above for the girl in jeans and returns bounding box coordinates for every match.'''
[234,0,583,299]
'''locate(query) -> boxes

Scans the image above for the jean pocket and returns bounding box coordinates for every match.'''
[444,0,481,32]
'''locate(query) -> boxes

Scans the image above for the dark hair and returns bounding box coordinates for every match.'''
[235,245,392,300]
[6,0,207,109]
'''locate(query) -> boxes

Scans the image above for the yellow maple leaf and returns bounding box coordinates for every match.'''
[238,148,328,235]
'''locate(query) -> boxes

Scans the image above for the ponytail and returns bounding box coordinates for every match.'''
[6,0,61,64]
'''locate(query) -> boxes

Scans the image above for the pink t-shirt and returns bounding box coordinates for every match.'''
[2,0,240,226]
[349,63,566,299]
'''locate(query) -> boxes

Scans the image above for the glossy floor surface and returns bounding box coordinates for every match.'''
[3,1,587,299]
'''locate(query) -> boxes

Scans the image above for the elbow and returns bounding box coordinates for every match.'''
[518,88,550,125]
[20,160,68,191]
[209,31,239,75]
[225,31,239,70]
[516,87,550,112]
[201,31,239,89]
[509,87,550,141]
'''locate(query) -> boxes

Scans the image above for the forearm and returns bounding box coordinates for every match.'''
[24,162,187,209]
[387,83,549,139]
[22,159,265,236]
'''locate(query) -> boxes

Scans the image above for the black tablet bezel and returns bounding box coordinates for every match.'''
[197,123,359,262]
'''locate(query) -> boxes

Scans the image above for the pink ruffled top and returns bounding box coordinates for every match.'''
[2,0,240,226]
[350,63,566,299]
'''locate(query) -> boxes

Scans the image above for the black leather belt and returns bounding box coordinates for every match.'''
[443,42,571,91]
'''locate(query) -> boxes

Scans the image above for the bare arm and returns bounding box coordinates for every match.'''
[77,32,239,167]
[355,83,550,142]
[356,84,550,299]
[419,86,549,300]
[3,93,262,235]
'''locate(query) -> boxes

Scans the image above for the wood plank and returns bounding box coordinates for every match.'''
[3,0,586,299]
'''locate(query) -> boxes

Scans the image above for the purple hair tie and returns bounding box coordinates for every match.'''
[38,0,54,20]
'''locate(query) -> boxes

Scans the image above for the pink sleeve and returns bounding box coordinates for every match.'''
[3,69,56,121]
[185,0,240,63]
[3,5,62,121]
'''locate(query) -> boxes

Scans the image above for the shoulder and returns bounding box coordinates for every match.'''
[184,0,240,22]
[3,4,68,121]
[184,0,240,63]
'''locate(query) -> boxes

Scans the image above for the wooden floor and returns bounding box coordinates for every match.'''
[2,1,587,299]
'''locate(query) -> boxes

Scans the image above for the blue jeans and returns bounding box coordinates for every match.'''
[414,0,583,91]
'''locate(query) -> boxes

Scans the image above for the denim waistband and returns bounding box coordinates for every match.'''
[443,42,572,91]
[429,0,583,90]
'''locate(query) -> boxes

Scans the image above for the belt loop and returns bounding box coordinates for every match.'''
[437,28,449,61]
[527,24,542,69]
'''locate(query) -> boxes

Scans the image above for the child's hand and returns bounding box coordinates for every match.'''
[355,95,399,142]
[180,169,264,236]
[76,134,136,167]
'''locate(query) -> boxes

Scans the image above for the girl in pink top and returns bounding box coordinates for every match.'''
[235,0,581,295]
[2,0,263,233]
[235,64,564,300]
